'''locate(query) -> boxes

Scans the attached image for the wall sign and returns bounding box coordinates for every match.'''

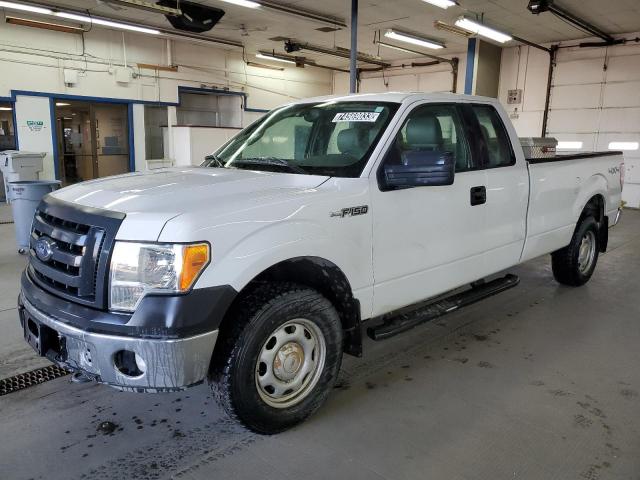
[27,120,45,132]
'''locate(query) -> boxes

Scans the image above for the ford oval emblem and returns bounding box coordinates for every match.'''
[35,237,56,262]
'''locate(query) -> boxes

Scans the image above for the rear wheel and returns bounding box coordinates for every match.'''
[552,216,600,286]
[210,283,343,434]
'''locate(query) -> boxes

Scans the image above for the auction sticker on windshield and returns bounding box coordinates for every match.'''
[332,112,380,122]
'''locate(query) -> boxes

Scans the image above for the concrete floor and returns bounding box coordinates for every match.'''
[1,204,639,480]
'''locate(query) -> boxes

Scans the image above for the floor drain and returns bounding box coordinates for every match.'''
[0,364,70,396]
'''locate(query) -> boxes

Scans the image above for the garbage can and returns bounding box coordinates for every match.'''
[8,180,61,254]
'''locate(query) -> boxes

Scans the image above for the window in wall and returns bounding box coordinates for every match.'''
[176,92,242,128]
[0,102,17,151]
[144,105,168,160]
[471,105,514,168]
[384,104,473,172]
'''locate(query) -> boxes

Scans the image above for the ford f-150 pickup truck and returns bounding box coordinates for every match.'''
[19,92,624,433]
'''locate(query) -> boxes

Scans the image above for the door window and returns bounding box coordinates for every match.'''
[382,104,472,173]
[470,105,515,168]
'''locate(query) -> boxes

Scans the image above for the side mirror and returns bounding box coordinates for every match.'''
[382,151,455,190]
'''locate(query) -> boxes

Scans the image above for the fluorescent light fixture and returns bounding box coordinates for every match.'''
[454,17,512,43]
[557,141,583,150]
[384,29,444,50]
[256,53,296,64]
[0,1,52,14]
[609,141,639,151]
[55,12,161,34]
[422,0,456,8]
[56,102,71,106]
[218,0,260,8]
[0,106,12,111]
[434,20,472,37]
[378,41,420,55]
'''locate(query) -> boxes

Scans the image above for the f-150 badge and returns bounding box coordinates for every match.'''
[330,206,369,218]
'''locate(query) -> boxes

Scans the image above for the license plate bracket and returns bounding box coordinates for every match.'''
[23,315,60,357]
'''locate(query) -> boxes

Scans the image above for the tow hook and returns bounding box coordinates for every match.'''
[70,371,93,384]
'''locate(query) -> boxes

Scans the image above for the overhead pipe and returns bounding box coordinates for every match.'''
[541,45,558,137]
[373,40,459,93]
[284,40,390,67]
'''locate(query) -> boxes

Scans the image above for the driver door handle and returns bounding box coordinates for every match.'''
[470,186,486,206]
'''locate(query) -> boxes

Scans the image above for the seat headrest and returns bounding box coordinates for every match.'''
[405,114,442,147]
[479,124,491,140]
[337,128,365,156]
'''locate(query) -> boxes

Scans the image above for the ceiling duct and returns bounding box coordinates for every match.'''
[157,0,225,33]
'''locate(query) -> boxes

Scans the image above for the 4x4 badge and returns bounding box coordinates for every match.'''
[330,205,369,218]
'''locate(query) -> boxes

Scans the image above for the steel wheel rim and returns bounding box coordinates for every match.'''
[255,318,326,409]
[577,230,596,274]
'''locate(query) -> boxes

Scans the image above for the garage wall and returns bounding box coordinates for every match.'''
[498,32,640,207]
[0,20,332,177]
[0,22,332,109]
[333,53,467,95]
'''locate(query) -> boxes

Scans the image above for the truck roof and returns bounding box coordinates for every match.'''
[294,91,499,105]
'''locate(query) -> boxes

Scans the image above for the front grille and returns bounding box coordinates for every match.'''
[28,197,125,309]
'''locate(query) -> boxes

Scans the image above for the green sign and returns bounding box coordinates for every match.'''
[27,120,44,132]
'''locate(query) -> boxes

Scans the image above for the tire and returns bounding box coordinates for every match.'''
[552,216,600,286]
[210,282,343,434]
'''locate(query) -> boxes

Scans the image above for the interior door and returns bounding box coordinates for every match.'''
[56,101,130,184]
[370,103,489,318]
[92,103,130,178]
[466,103,528,273]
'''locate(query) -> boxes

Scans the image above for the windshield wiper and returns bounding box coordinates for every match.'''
[204,154,226,168]
[232,157,308,175]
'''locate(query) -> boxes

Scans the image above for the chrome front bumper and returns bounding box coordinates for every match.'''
[19,294,218,392]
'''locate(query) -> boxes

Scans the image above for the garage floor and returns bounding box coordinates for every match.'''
[1,205,639,480]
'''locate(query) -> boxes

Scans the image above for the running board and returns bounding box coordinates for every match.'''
[367,274,520,341]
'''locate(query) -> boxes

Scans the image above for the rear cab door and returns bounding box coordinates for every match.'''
[463,102,529,273]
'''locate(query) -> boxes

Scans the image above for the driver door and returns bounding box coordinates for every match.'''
[370,103,489,317]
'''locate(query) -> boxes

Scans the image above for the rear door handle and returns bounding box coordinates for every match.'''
[470,186,486,206]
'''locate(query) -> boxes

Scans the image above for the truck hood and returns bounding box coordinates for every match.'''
[51,167,330,240]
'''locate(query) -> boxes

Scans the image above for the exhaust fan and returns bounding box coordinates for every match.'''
[157,0,225,33]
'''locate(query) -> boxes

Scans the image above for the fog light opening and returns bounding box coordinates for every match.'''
[114,350,145,377]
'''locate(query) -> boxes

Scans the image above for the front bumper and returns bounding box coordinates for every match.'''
[19,294,218,392]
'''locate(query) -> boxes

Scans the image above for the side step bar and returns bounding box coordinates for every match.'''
[367,274,520,341]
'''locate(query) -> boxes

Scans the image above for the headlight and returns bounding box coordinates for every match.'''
[109,242,210,312]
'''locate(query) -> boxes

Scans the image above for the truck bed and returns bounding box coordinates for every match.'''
[521,150,624,263]
[526,150,622,164]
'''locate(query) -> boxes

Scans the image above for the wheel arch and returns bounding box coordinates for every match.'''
[579,193,608,252]
[218,256,363,358]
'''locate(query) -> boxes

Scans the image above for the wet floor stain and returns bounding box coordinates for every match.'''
[619,388,638,399]
[477,361,494,369]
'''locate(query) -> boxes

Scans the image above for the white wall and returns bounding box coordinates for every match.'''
[333,53,467,95]
[498,32,640,207]
[0,19,332,177]
[13,95,55,180]
[164,126,242,166]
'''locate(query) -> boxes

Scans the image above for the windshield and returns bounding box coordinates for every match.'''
[203,101,400,177]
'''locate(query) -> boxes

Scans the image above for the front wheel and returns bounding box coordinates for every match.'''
[210,283,343,434]
[552,216,600,286]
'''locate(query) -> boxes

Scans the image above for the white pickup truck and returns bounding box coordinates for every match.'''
[19,92,623,433]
